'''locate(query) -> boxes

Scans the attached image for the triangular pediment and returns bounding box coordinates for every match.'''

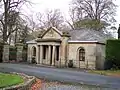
[41,27,62,39]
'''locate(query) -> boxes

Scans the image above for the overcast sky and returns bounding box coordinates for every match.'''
[22,0,120,27]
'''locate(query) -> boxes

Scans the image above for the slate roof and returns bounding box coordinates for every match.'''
[67,29,113,43]
[27,27,113,44]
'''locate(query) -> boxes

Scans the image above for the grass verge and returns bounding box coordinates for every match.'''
[88,70,120,77]
[0,73,24,88]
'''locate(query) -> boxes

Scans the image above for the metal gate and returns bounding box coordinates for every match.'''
[22,46,27,62]
[9,46,17,61]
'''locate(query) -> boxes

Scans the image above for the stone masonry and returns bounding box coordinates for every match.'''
[16,43,23,62]
[2,44,9,62]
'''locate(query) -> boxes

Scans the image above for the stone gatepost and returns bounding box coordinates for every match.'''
[3,44,9,62]
[16,43,23,62]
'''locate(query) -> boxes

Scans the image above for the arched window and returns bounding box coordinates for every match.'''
[32,46,36,56]
[78,47,85,61]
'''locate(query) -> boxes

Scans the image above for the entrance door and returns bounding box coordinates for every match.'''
[56,46,59,61]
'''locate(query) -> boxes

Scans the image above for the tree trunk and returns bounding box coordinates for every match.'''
[3,1,9,44]
[14,29,17,44]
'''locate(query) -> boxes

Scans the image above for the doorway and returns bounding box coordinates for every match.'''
[50,46,53,65]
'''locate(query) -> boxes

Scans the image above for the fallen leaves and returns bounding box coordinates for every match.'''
[31,78,42,90]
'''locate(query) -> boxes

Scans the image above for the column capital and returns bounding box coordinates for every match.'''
[53,45,56,47]
[48,45,52,65]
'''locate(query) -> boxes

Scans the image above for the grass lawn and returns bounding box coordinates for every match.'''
[88,70,120,77]
[0,73,24,88]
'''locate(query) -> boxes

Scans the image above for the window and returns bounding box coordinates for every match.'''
[78,47,85,61]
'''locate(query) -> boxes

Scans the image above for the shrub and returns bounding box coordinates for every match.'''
[68,60,73,68]
[105,39,120,69]
[31,56,37,64]
[104,58,113,70]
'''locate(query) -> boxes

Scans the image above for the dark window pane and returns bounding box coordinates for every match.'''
[79,48,85,61]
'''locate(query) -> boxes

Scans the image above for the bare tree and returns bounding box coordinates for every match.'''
[37,9,64,30]
[0,0,31,43]
[69,0,117,30]
[26,14,39,33]
[4,11,30,44]
[14,17,28,44]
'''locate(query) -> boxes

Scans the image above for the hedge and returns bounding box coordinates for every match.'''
[105,39,120,69]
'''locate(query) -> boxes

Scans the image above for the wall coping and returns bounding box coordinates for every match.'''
[68,40,105,45]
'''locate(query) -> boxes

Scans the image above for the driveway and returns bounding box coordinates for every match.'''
[0,63,120,89]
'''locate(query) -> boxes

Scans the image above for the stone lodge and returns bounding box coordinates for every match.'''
[27,27,111,69]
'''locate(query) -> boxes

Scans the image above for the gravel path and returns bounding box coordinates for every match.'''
[41,82,119,90]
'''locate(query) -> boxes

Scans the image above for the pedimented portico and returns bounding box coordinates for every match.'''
[36,39,61,66]
[27,27,69,67]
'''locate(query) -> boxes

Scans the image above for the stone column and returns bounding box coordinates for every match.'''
[16,43,23,62]
[36,46,40,64]
[45,46,48,64]
[52,45,56,66]
[54,47,57,66]
[3,44,9,62]
[40,45,43,64]
[48,45,51,65]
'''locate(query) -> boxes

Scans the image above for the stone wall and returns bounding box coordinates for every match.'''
[16,44,23,62]
[68,43,97,69]
[96,44,105,69]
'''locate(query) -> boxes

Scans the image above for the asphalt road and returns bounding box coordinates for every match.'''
[0,63,120,89]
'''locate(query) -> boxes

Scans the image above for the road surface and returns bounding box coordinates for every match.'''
[0,63,120,89]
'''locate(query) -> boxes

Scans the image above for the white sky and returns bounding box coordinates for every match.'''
[22,0,120,27]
